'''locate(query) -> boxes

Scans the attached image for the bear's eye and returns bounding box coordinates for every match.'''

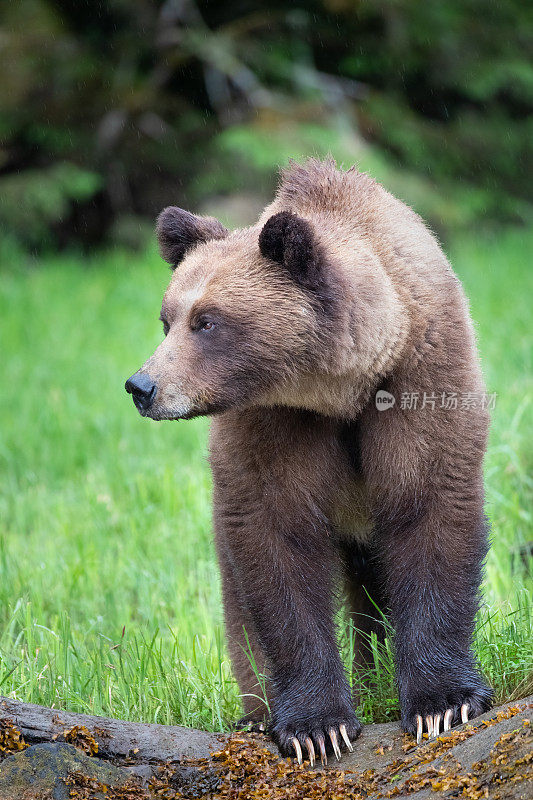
[160,316,170,336]
[192,316,216,333]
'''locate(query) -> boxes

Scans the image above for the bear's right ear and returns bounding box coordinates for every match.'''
[156,207,228,268]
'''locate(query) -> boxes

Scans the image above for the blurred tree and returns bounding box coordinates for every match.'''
[339,0,533,210]
[0,0,531,253]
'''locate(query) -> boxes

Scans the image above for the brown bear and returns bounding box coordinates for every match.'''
[125,159,492,766]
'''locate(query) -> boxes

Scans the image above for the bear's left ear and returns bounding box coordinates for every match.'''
[258,211,323,288]
[156,207,228,268]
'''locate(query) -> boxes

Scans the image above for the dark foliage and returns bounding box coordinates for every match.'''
[0,1,531,252]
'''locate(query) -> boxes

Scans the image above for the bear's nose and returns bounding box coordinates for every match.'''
[125,372,157,412]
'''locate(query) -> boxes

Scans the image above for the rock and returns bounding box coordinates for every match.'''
[337,697,533,776]
[0,742,132,800]
[338,696,533,799]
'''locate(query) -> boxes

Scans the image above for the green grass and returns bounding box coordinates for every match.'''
[0,228,531,730]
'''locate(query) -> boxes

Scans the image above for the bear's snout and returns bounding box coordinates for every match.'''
[125,372,157,414]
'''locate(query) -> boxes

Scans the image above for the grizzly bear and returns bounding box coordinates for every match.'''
[125,159,492,765]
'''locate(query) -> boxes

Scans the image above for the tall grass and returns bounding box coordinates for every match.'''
[0,228,531,729]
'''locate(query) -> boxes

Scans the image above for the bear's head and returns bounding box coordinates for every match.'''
[125,206,346,420]
[125,203,396,420]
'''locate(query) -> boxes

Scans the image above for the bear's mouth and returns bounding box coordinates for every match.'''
[141,400,228,421]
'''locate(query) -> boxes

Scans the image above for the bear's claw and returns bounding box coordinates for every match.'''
[233,715,267,733]
[274,710,361,766]
[290,724,354,766]
[339,723,354,752]
[292,737,303,764]
[329,727,341,760]
[292,736,316,766]
[317,734,327,766]
[304,736,315,767]
[416,703,470,744]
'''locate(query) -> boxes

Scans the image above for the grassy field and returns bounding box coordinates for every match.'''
[0,227,531,731]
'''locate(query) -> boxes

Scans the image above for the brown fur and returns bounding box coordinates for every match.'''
[126,159,492,756]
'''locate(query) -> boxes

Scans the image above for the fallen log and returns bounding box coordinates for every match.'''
[0,696,222,763]
[1,693,532,773]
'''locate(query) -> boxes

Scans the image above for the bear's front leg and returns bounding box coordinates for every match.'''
[367,464,493,739]
[360,376,494,742]
[210,412,361,765]
[216,508,361,764]
[378,500,493,742]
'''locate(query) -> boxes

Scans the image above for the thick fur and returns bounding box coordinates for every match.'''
[127,159,492,756]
